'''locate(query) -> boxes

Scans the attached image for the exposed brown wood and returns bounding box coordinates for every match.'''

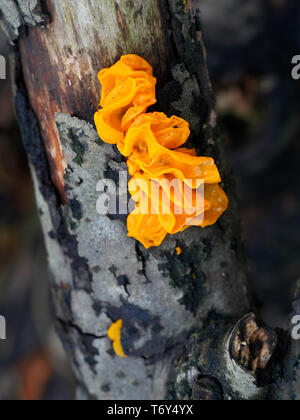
[19,0,170,201]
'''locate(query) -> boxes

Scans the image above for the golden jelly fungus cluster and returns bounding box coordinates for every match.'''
[95,55,229,249]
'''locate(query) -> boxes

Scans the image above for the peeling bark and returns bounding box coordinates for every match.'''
[18,0,170,201]
[1,0,297,400]
[0,0,46,41]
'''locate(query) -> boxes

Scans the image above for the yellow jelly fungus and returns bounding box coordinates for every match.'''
[107,319,127,358]
[95,55,229,249]
[176,247,183,256]
[124,114,221,187]
[94,55,157,144]
[127,174,212,239]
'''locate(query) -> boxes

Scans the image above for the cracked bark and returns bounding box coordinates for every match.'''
[1,0,298,400]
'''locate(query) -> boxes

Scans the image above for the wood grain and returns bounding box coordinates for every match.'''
[19,0,170,201]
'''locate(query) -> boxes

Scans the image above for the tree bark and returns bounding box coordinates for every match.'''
[0,0,298,400]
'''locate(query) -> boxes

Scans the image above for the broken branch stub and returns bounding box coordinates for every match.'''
[175,313,277,400]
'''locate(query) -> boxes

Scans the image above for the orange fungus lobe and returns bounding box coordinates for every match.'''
[107,319,126,358]
[95,55,229,249]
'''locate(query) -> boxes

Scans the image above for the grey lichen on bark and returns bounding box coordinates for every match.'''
[0,0,46,42]
[50,106,253,399]
[52,113,206,399]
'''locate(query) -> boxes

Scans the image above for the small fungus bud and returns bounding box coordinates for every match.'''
[176,247,183,256]
[107,319,127,358]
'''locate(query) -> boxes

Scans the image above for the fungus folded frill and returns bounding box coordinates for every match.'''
[127,174,228,248]
[94,55,229,249]
[127,211,168,249]
[124,113,222,187]
[94,55,157,144]
[118,112,190,154]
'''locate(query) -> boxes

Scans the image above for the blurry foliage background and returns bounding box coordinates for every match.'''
[202,0,300,327]
[0,0,300,400]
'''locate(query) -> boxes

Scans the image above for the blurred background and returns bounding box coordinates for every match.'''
[0,0,299,400]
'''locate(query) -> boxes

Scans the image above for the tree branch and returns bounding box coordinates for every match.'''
[0,0,286,400]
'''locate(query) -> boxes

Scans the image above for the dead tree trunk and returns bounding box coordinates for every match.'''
[0,0,298,400]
